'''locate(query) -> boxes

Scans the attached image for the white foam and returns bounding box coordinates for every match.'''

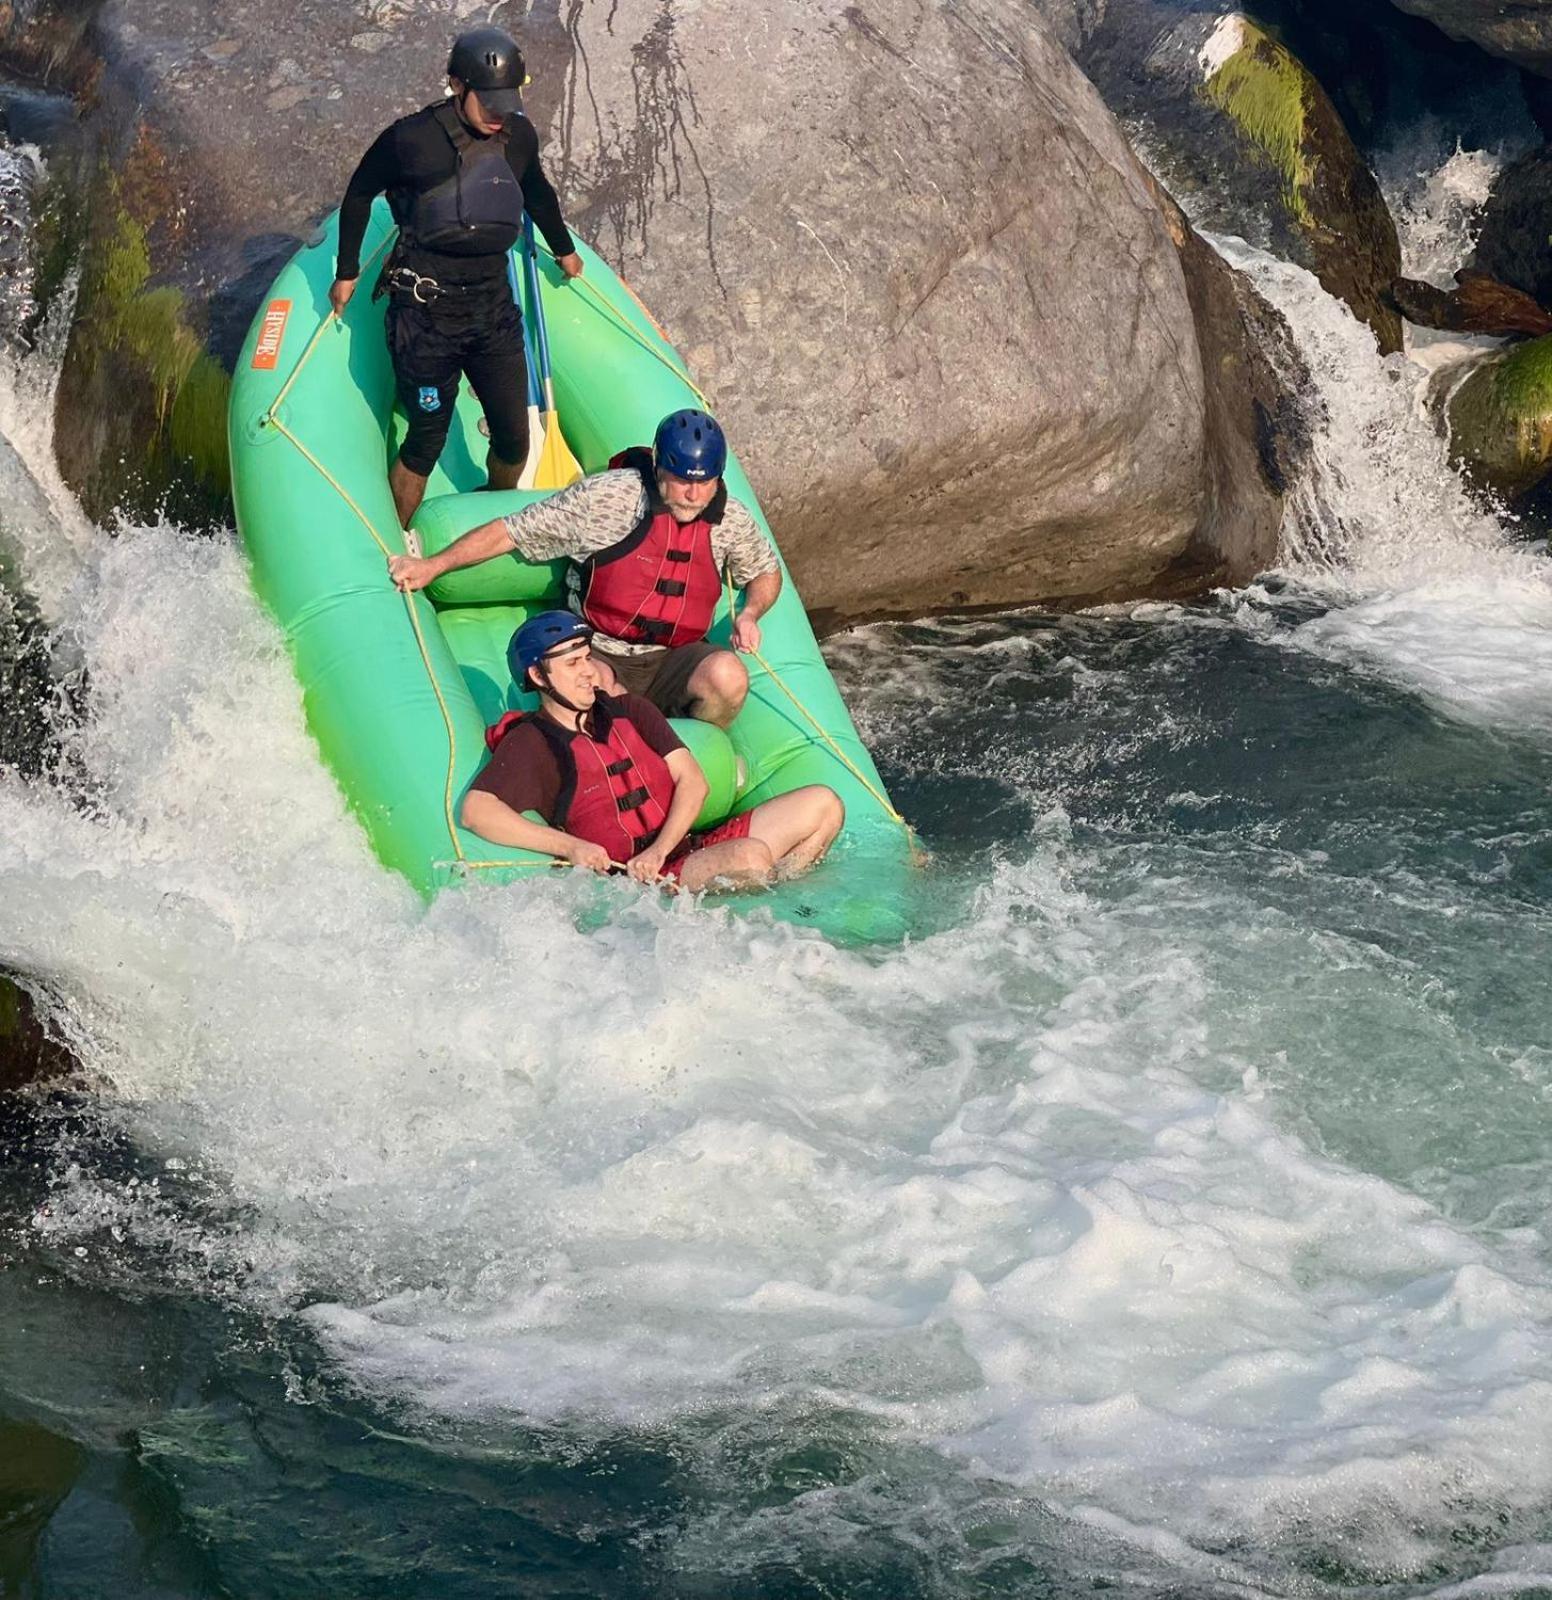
[1213,225,1552,744]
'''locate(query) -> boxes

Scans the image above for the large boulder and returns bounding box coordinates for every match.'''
[2,0,1299,623]
[531,0,1268,622]
[1080,8,1402,354]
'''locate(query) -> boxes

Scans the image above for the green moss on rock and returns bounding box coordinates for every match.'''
[1446,334,1552,498]
[70,201,231,505]
[1203,22,1314,226]
[1198,15,1402,354]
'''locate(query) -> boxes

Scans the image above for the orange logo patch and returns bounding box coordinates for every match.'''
[250,299,292,370]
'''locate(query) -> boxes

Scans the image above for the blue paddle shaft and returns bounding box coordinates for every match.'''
[522,215,558,405]
[509,253,544,410]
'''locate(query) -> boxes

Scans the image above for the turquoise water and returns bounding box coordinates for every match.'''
[5,587,1552,1598]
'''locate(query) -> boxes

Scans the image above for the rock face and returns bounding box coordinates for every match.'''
[1386,0,1552,78]
[1443,335,1552,499]
[1469,149,1552,310]
[2,0,1300,623]
[0,974,73,1092]
[1080,8,1402,355]
[1150,182,1310,589]
[533,0,1276,622]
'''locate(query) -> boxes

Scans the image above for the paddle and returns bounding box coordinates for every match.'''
[521,214,583,488]
[508,253,546,489]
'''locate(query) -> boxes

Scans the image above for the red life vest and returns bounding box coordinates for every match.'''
[485,696,674,861]
[579,447,726,649]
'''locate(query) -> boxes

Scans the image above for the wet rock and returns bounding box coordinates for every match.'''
[1469,147,1552,310]
[3,0,1301,619]
[1082,10,1403,355]
[0,1417,85,1586]
[1392,270,1552,338]
[1386,0,1552,79]
[0,974,74,1094]
[1443,334,1552,498]
[1152,182,1311,591]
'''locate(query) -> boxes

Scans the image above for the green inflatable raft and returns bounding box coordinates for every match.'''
[227,202,915,937]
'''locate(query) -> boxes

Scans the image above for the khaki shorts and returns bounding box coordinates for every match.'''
[592,640,722,718]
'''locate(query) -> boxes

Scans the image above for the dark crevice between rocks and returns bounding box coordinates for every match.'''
[1246,0,1535,153]
[0,974,74,1095]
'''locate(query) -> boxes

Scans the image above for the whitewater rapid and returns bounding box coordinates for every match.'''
[2,136,1552,1593]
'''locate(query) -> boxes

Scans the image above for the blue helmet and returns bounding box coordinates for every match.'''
[653,409,727,481]
[508,610,592,685]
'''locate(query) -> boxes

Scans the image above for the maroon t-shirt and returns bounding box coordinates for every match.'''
[469,695,685,821]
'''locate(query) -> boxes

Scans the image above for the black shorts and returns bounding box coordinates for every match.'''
[386,284,529,478]
[592,641,724,719]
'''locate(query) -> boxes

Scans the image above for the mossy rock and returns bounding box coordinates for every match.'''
[19,116,234,530]
[59,189,232,524]
[1199,15,1402,353]
[1446,335,1552,499]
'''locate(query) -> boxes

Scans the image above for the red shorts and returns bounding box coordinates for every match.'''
[663,811,753,881]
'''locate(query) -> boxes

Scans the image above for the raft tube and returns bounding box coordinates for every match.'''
[227,202,914,938]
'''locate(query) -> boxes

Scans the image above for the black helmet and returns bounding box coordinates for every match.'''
[448,27,526,117]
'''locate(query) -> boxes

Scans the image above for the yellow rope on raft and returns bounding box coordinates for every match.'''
[531,241,712,410]
[261,413,467,862]
[257,243,570,877]
[268,235,394,414]
[723,576,924,864]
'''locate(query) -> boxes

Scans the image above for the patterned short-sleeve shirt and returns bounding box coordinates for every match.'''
[500,469,779,656]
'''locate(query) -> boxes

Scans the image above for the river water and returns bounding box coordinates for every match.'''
[2,136,1551,1598]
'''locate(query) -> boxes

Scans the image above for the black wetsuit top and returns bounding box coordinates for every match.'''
[336,101,575,288]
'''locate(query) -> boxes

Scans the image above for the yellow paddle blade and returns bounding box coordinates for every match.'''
[534,408,583,488]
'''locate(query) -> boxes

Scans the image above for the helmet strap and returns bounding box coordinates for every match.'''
[535,659,590,723]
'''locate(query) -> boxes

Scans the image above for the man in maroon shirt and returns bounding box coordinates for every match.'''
[463,612,843,890]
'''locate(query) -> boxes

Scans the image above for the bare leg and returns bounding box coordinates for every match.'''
[486,451,521,492]
[744,786,845,879]
[683,649,750,729]
[675,836,774,894]
[390,457,430,528]
[676,787,844,893]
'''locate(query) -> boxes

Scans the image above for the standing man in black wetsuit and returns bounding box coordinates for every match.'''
[329,26,583,529]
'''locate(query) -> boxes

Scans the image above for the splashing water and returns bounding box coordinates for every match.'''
[1213,208,1552,740]
[1387,143,1510,289]
[2,134,1552,1599]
